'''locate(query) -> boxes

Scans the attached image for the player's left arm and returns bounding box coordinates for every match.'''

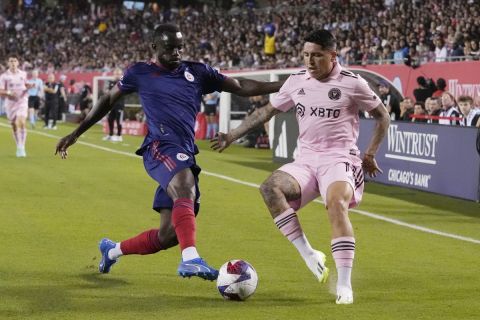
[362,103,390,177]
[221,77,284,96]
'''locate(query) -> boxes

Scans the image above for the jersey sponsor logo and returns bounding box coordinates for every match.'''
[297,88,305,95]
[328,88,341,100]
[295,103,306,117]
[176,153,189,161]
[310,107,340,118]
[184,71,194,82]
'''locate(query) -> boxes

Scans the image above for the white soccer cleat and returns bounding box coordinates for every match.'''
[305,250,329,283]
[336,287,354,305]
[102,135,112,141]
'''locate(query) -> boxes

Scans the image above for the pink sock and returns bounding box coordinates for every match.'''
[12,130,20,147]
[331,236,355,268]
[19,128,27,147]
[273,208,303,241]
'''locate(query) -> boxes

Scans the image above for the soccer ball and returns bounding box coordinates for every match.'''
[216,260,258,301]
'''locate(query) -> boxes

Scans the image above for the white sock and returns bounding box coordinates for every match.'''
[108,243,123,260]
[292,233,316,261]
[182,246,200,261]
[337,267,352,291]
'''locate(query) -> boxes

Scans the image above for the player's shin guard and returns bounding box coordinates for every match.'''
[273,208,303,242]
[331,237,355,291]
[12,130,20,147]
[120,229,162,255]
[172,198,196,251]
[19,128,27,148]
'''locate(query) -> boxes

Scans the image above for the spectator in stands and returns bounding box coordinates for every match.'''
[1,0,479,70]
[378,80,400,120]
[428,97,443,124]
[434,38,448,62]
[412,101,428,123]
[458,95,480,127]
[474,96,480,110]
[439,92,460,125]
[393,40,405,64]
[432,78,447,98]
[399,97,414,121]
[468,40,480,60]
[413,76,434,103]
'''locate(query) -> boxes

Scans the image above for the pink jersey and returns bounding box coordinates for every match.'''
[0,69,29,120]
[271,63,380,157]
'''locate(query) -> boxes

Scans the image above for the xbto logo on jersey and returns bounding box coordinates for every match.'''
[296,103,306,117]
[328,88,341,100]
[310,107,340,118]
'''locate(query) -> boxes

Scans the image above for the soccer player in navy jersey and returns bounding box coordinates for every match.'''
[55,23,283,281]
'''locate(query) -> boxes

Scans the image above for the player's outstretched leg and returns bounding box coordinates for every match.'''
[98,228,168,274]
[273,208,329,283]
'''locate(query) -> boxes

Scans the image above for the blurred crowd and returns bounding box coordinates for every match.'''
[375,76,480,127]
[0,0,479,72]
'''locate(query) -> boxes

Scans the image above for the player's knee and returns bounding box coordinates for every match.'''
[260,179,278,202]
[158,228,178,249]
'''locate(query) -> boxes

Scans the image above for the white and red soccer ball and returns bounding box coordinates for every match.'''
[216,260,258,301]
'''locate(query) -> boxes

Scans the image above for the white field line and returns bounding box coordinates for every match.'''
[2,122,479,245]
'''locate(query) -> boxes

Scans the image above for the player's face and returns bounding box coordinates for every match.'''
[8,57,19,71]
[458,102,471,115]
[303,42,336,80]
[153,31,184,70]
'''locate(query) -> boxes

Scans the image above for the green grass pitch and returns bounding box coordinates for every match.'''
[0,119,479,320]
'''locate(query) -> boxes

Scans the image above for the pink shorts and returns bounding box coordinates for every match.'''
[5,98,28,122]
[278,153,364,211]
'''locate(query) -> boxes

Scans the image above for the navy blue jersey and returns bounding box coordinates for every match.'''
[118,61,225,154]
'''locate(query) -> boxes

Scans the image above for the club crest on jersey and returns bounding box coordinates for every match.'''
[328,88,341,100]
[176,153,189,161]
[184,71,194,82]
[295,103,305,118]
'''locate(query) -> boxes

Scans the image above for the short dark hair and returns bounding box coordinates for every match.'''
[436,78,446,90]
[153,23,180,41]
[417,76,427,87]
[7,54,19,60]
[458,95,473,104]
[304,30,337,51]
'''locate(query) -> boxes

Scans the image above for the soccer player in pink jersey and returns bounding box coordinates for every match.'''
[212,29,390,304]
[0,55,32,157]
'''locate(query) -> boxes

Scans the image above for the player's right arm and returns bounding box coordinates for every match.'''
[210,102,280,152]
[56,85,128,159]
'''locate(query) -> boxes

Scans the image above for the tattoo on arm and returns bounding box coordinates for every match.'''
[229,104,280,141]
